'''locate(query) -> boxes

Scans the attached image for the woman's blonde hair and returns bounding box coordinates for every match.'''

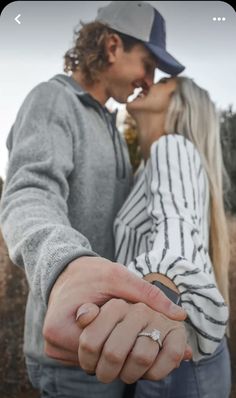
[165,76,230,302]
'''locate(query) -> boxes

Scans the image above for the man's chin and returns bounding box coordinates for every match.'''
[126,102,134,115]
[112,95,129,105]
[112,91,135,105]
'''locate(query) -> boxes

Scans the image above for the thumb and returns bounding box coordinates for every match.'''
[75,303,100,329]
[111,264,187,321]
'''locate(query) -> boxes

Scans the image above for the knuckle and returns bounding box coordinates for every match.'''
[79,334,97,354]
[130,351,152,367]
[43,323,60,347]
[145,369,159,381]
[44,343,56,358]
[96,370,113,384]
[103,348,123,365]
[105,298,128,311]
[120,373,136,384]
[42,318,53,339]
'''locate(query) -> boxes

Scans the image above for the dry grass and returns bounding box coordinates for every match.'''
[0,233,38,398]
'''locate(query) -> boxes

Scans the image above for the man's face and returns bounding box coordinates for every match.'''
[105,41,157,104]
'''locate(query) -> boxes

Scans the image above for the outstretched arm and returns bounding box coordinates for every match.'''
[0,85,186,367]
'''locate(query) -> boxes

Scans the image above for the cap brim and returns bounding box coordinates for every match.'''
[146,43,185,75]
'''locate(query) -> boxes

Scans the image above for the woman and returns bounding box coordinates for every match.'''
[77,76,231,397]
[114,76,231,397]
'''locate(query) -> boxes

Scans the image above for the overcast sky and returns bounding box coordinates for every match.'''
[0,1,235,178]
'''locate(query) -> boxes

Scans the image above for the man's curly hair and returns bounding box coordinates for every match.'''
[64,21,141,85]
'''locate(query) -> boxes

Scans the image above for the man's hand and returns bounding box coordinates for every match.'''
[43,256,186,364]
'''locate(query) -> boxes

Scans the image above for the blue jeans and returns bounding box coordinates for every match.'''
[26,359,125,398]
[26,338,231,398]
[135,338,231,398]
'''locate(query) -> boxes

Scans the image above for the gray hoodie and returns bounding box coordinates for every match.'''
[0,74,132,363]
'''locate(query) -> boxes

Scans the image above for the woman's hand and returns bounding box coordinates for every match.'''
[76,300,192,384]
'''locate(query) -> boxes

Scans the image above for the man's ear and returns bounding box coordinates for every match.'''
[106,33,123,63]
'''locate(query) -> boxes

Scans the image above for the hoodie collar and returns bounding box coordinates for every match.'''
[51,74,86,96]
[50,74,116,120]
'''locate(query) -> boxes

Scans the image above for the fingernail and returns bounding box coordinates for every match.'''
[76,308,89,321]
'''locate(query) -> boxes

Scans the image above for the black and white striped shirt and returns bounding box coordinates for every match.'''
[114,134,228,361]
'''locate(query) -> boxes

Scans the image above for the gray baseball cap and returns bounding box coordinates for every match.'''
[96,1,185,75]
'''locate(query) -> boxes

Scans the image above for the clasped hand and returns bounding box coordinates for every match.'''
[43,257,191,383]
[76,299,190,384]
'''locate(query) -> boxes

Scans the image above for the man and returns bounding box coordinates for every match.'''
[0,2,189,397]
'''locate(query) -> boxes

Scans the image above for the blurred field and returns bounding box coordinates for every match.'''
[0,218,236,397]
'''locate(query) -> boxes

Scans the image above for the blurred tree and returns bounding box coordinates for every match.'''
[220,106,236,214]
[123,112,141,173]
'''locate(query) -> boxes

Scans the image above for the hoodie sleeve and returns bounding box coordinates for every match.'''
[127,134,228,361]
[0,82,97,307]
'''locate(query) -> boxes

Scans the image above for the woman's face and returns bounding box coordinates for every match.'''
[127,77,177,115]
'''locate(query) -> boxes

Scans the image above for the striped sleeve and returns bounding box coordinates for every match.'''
[127,134,228,361]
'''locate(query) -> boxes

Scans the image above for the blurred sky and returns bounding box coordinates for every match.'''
[0,1,236,178]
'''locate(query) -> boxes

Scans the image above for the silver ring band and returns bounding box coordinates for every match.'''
[137,329,163,348]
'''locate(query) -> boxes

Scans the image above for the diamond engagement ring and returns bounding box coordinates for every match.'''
[137,329,163,348]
